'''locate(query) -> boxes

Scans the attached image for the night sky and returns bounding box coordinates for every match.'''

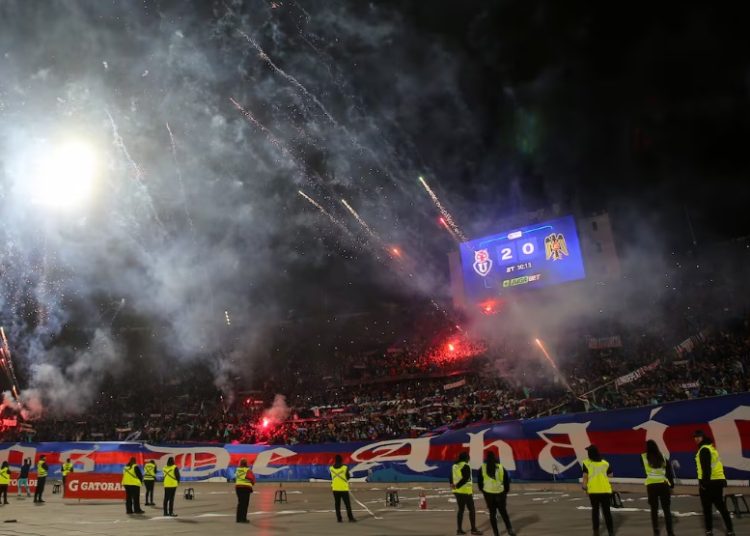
[0,1,748,412]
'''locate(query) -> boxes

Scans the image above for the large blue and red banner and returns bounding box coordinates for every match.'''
[2,394,749,482]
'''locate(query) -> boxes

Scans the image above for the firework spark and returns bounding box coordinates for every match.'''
[340,198,380,241]
[297,191,355,239]
[535,338,576,396]
[419,176,466,241]
[166,122,196,234]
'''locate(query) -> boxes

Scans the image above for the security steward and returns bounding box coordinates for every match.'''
[122,457,145,515]
[451,452,482,536]
[0,461,10,504]
[478,451,515,536]
[61,458,73,497]
[162,457,180,517]
[330,454,356,523]
[235,458,255,523]
[143,459,157,506]
[581,445,614,536]
[694,430,735,536]
[641,440,675,536]
[34,455,49,503]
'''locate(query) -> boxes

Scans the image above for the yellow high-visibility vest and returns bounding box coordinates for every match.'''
[122,465,142,487]
[330,465,349,492]
[641,454,667,485]
[143,461,156,481]
[0,467,9,485]
[452,461,473,495]
[696,444,725,480]
[163,465,178,488]
[583,459,612,494]
[235,467,254,488]
[62,462,73,476]
[37,461,48,478]
[481,463,505,494]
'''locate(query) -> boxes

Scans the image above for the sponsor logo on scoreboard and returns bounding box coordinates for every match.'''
[472,249,492,277]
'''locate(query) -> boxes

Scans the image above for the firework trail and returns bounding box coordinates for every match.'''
[105,110,167,234]
[238,30,340,128]
[418,176,466,241]
[229,97,294,159]
[340,198,381,242]
[535,338,576,396]
[439,217,462,243]
[297,190,355,239]
[165,122,196,235]
[237,29,405,188]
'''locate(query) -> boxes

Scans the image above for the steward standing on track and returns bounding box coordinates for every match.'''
[0,461,10,505]
[478,451,515,536]
[694,430,735,536]
[122,457,145,515]
[581,445,614,536]
[61,458,73,498]
[143,459,157,506]
[34,455,49,503]
[330,454,357,523]
[162,457,180,517]
[451,452,482,536]
[641,440,675,536]
[235,458,255,523]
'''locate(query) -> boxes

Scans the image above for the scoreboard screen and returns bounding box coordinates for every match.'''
[458,215,586,303]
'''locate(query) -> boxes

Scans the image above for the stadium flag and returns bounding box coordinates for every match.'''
[614,359,660,387]
[444,379,466,390]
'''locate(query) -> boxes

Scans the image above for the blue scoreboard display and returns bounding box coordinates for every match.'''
[459,215,586,303]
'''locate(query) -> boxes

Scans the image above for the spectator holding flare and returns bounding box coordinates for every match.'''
[694,430,735,536]
[34,455,48,503]
[0,461,9,505]
[17,458,30,498]
[478,451,515,536]
[329,454,356,523]
[451,452,482,536]
[641,440,675,536]
[581,445,614,536]
[162,457,180,517]
[143,459,157,506]
[122,457,145,515]
[234,458,255,523]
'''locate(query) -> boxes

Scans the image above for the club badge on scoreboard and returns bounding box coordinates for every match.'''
[472,249,492,276]
[544,232,569,261]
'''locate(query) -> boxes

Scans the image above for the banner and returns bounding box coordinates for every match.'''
[614,359,660,387]
[444,378,466,390]
[588,336,622,350]
[65,473,126,500]
[2,393,749,482]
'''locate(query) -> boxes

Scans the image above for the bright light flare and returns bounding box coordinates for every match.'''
[391,247,401,257]
[261,417,270,429]
[28,140,99,209]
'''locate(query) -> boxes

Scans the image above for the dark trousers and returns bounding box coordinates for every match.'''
[0,485,7,504]
[125,485,142,514]
[236,487,252,522]
[34,476,46,502]
[589,493,613,535]
[163,487,176,515]
[699,481,734,532]
[455,493,478,531]
[647,483,673,534]
[144,480,155,505]
[333,490,355,521]
[484,492,512,536]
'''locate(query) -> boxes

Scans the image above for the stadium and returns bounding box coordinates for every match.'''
[0,2,749,535]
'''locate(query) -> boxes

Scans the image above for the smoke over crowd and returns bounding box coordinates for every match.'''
[0,1,747,419]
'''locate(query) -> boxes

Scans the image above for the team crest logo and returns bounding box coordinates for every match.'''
[544,233,569,261]
[473,249,492,276]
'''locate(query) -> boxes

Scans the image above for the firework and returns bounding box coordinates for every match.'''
[229,97,292,158]
[297,191,355,239]
[439,216,462,243]
[165,122,196,234]
[340,198,380,242]
[419,176,466,241]
[534,338,576,396]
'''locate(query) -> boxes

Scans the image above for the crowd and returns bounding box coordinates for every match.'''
[2,313,748,445]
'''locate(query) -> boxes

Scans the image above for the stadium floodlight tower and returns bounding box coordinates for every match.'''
[27,140,99,210]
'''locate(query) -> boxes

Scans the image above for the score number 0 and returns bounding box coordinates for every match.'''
[499,239,537,262]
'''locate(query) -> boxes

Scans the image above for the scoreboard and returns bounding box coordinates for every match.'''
[458,215,586,304]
